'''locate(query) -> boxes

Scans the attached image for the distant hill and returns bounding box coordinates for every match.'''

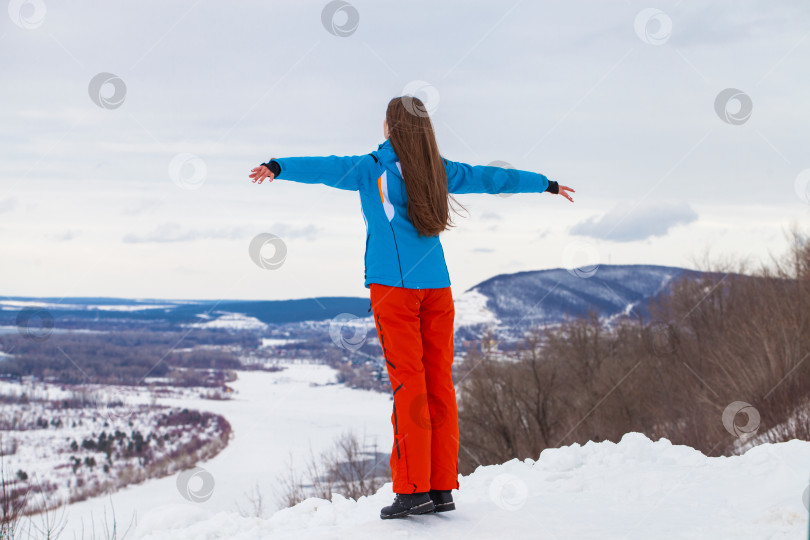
[453,264,708,338]
[0,265,706,332]
[0,296,371,327]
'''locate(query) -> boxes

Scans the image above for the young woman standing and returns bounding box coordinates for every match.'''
[249,96,574,519]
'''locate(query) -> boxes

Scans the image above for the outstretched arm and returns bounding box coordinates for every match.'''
[443,158,574,201]
[249,154,381,192]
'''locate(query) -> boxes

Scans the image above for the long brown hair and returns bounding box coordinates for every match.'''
[385,96,465,237]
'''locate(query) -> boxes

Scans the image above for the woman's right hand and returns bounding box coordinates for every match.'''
[249,165,274,184]
[558,185,575,202]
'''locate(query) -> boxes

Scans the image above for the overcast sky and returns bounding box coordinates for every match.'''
[1,0,809,301]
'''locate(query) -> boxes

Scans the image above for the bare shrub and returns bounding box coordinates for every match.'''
[276,431,390,508]
[236,481,266,518]
[1,448,69,540]
[457,229,810,472]
[275,459,306,509]
[1,450,28,540]
[70,495,135,540]
[457,328,562,470]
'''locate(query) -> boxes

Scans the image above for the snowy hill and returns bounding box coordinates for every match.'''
[0,265,706,331]
[454,264,708,336]
[134,433,810,539]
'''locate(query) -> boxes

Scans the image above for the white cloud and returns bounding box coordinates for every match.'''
[570,201,698,242]
[122,199,163,216]
[122,222,320,244]
[1,1,808,298]
[0,198,17,213]
[51,230,81,242]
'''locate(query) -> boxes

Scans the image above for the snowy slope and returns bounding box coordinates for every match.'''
[468,264,709,329]
[134,433,810,539]
[452,289,498,327]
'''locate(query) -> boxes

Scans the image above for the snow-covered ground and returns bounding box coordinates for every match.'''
[51,361,393,538]
[133,432,810,539]
[260,338,303,348]
[1,395,228,512]
[453,289,498,327]
[0,300,176,311]
[12,362,810,539]
[187,312,269,331]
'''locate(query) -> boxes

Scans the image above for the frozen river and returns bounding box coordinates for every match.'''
[53,361,393,539]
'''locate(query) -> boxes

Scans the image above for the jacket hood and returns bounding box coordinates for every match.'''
[376,139,397,165]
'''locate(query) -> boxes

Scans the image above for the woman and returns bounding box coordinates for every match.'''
[249,96,574,519]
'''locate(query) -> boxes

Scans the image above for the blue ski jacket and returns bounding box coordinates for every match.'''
[268,140,555,290]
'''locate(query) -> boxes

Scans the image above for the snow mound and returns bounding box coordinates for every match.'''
[135,432,810,539]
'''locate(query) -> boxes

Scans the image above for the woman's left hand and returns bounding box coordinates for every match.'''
[249,165,274,184]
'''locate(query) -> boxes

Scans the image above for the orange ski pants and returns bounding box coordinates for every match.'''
[370,283,460,494]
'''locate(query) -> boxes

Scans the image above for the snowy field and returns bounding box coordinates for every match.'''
[53,362,393,539]
[135,433,810,540]
[13,361,810,539]
[187,312,269,331]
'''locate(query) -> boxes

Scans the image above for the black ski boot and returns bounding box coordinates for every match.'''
[380,492,435,519]
[428,489,456,513]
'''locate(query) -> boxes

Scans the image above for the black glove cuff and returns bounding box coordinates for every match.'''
[261,160,281,177]
[545,180,559,194]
